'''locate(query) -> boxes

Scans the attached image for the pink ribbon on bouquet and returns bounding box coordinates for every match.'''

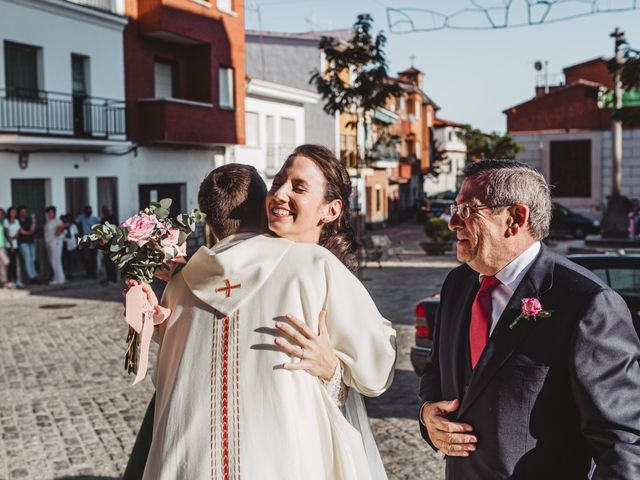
[125,284,171,385]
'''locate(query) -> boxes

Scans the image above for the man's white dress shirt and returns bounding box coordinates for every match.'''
[480,241,541,335]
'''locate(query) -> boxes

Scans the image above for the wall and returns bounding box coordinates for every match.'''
[245,34,336,151]
[0,146,223,220]
[0,0,127,100]
[512,129,640,217]
[0,151,132,217]
[234,94,305,183]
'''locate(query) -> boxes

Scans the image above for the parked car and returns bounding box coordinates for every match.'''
[550,202,600,239]
[569,254,640,335]
[415,190,456,223]
[409,294,440,375]
[409,253,640,375]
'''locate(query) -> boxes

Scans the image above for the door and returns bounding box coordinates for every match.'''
[65,177,89,219]
[138,183,184,220]
[11,178,46,226]
[72,54,89,136]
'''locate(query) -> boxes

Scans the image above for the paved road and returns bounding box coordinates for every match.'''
[0,225,457,480]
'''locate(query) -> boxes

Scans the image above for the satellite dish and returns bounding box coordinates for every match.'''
[534,61,543,71]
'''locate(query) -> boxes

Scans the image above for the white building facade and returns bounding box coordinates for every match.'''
[234,78,319,183]
[512,129,640,218]
[425,120,467,196]
[0,0,129,220]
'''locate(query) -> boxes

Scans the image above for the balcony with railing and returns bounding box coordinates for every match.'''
[0,89,126,142]
[65,0,120,15]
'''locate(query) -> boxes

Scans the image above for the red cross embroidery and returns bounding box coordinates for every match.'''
[216,279,241,298]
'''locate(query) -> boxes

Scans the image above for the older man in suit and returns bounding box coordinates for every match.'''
[419,160,640,479]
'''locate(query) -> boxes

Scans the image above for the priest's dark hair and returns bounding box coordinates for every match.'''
[198,164,267,242]
[285,144,358,272]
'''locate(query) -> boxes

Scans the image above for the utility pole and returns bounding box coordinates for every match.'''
[611,27,625,197]
[601,28,628,238]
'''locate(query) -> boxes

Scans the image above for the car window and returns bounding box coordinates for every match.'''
[591,267,640,295]
[590,268,610,285]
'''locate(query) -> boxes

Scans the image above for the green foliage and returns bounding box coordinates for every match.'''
[459,125,523,161]
[77,198,206,283]
[423,217,451,243]
[310,14,402,131]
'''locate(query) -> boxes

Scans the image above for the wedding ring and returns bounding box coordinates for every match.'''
[299,347,305,359]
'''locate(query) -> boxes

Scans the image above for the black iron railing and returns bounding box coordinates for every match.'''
[0,88,126,139]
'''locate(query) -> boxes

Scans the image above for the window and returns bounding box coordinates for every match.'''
[375,186,382,213]
[154,61,175,98]
[266,115,275,169]
[245,111,259,147]
[591,268,640,296]
[416,141,421,159]
[280,117,296,153]
[550,140,591,198]
[71,54,89,96]
[97,177,119,222]
[219,66,235,109]
[217,0,232,12]
[4,41,40,98]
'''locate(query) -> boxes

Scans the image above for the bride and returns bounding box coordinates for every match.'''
[139,145,396,479]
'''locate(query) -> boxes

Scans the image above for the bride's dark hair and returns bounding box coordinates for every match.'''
[285,144,358,272]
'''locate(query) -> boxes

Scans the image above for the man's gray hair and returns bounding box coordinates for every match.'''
[463,160,552,240]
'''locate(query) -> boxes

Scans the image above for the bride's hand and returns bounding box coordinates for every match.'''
[274,310,339,382]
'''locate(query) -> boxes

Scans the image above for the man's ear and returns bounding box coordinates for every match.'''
[507,204,529,233]
[322,199,343,224]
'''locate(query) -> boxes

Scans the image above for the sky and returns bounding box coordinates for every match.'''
[244,0,640,134]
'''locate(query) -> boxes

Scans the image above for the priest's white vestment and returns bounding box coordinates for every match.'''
[142,233,397,480]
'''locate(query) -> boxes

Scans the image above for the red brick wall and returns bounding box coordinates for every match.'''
[124,0,245,144]
[506,84,611,132]
[564,59,611,88]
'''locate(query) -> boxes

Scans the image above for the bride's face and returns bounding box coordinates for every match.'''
[266,155,335,244]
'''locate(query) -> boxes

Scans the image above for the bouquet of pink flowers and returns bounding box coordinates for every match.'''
[78,199,205,383]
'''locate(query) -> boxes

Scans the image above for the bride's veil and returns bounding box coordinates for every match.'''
[343,390,388,480]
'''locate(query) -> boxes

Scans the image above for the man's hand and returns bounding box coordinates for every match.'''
[421,399,477,457]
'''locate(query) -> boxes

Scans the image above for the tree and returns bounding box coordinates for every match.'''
[459,125,523,161]
[310,14,402,162]
[620,44,640,90]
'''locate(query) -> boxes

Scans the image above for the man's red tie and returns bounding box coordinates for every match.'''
[469,275,501,369]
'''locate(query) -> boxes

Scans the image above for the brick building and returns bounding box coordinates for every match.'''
[505,57,640,217]
[123,0,245,217]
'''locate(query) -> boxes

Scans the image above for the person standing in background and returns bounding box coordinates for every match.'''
[75,205,99,278]
[61,214,79,281]
[17,206,38,284]
[0,208,9,288]
[100,206,118,284]
[4,207,22,288]
[44,206,65,286]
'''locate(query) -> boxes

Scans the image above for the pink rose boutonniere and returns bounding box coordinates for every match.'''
[509,297,553,329]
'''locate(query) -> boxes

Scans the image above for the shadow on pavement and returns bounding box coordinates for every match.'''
[366,368,420,420]
[28,283,123,303]
[56,477,120,480]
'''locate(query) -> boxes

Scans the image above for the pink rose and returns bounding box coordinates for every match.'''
[120,213,161,247]
[160,227,180,248]
[521,297,542,317]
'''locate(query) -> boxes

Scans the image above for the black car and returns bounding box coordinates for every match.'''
[569,254,640,335]
[550,202,600,239]
[415,190,456,223]
[409,253,640,375]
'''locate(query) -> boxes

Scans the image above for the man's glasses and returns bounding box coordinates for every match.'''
[449,203,511,220]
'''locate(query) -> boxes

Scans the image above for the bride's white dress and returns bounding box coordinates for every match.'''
[142,233,396,480]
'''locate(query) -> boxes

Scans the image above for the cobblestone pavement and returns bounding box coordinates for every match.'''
[0,223,464,479]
